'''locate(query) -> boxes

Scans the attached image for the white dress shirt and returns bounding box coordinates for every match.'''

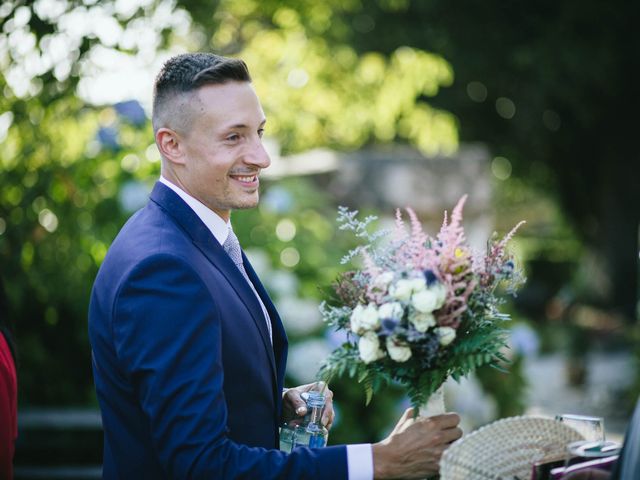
[158,176,374,480]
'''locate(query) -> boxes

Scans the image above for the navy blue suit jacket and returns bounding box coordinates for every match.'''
[89,182,348,479]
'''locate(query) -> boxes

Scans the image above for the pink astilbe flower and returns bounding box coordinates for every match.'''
[435,196,469,269]
[493,221,526,258]
[406,207,429,270]
[436,278,477,328]
[393,208,408,242]
[390,208,416,272]
[389,207,431,273]
[362,249,381,280]
[481,220,526,288]
[428,195,477,328]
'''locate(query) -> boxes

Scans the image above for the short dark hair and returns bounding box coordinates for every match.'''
[152,53,252,134]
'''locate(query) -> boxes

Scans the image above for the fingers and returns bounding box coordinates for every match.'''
[441,425,463,444]
[375,409,463,479]
[426,412,461,429]
[394,409,461,430]
[412,415,462,448]
[284,382,335,419]
[387,408,414,436]
[321,388,335,429]
[283,389,308,416]
[283,382,338,428]
[401,407,415,422]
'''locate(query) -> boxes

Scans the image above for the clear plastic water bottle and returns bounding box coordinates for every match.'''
[279,391,328,451]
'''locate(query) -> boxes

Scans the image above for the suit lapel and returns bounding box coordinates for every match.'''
[243,255,289,419]
[149,182,278,384]
[243,255,288,376]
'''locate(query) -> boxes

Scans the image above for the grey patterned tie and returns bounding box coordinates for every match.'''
[223,228,273,343]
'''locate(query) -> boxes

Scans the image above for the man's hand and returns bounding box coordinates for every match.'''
[282,382,335,430]
[372,408,462,479]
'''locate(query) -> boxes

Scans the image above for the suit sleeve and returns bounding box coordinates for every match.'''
[112,253,348,479]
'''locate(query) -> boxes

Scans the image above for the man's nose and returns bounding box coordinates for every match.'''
[246,138,271,168]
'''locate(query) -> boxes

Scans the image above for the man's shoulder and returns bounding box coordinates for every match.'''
[115,201,189,250]
[97,202,194,279]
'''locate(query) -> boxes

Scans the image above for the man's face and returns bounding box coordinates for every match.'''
[177,81,270,221]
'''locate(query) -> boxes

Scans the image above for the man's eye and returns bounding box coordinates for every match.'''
[258,129,265,138]
[226,134,240,142]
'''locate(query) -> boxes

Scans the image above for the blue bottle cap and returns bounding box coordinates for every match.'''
[306,391,326,408]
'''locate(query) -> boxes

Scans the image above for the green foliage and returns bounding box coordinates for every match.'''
[0,1,171,403]
[231,177,357,301]
[0,97,159,403]
[320,317,511,410]
[177,0,458,156]
[180,0,640,318]
[3,1,613,437]
[476,355,527,418]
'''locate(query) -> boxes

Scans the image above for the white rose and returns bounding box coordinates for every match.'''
[350,304,380,334]
[373,271,395,291]
[409,277,427,293]
[350,305,365,334]
[432,283,447,309]
[411,289,440,313]
[390,279,415,301]
[436,326,456,346]
[410,311,436,332]
[359,332,385,364]
[412,283,448,313]
[378,302,404,320]
[386,337,412,362]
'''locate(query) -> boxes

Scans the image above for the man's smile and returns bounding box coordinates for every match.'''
[229,173,259,187]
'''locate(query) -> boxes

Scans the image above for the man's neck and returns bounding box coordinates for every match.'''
[158,176,231,246]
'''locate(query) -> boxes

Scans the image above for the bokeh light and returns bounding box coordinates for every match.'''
[495,97,516,119]
[543,110,561,131]
[280,246,300,267]
[275,218,297,242]
[467,81,487,102]
[491,156,512,180]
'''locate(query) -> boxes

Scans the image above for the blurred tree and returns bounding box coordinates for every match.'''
[0,0,460,405]
[6,0,623,432]
[340,0,639,321]
[180,0,458,155]
[178,0,638,321]
[0,0,179,403]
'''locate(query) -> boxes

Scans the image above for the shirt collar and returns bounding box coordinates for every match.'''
[159,176,230,246]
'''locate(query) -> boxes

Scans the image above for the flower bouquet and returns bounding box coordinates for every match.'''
[318,196,525,415]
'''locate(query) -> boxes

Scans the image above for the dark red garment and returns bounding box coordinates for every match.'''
[0,333,17,480]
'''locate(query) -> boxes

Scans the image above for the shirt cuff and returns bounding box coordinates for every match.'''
[346,443,374,480]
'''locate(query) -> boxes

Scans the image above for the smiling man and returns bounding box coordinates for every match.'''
[88,52,461,479]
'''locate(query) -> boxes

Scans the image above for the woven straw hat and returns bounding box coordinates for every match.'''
[440,415,585,479]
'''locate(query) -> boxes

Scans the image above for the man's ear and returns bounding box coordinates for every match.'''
[156,128,185,166]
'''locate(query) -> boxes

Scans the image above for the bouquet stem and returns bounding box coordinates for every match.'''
[418,386,445,417]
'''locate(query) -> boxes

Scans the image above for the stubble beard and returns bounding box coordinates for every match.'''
[212,188,260,214]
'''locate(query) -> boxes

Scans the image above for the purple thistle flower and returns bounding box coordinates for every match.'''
[413,333,440,368]
[405,329,427,342]
[380,318,398,336]
[423,269,438,287]
[501,260,515,278]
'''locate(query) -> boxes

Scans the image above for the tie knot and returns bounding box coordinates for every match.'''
[223,228,243,266]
